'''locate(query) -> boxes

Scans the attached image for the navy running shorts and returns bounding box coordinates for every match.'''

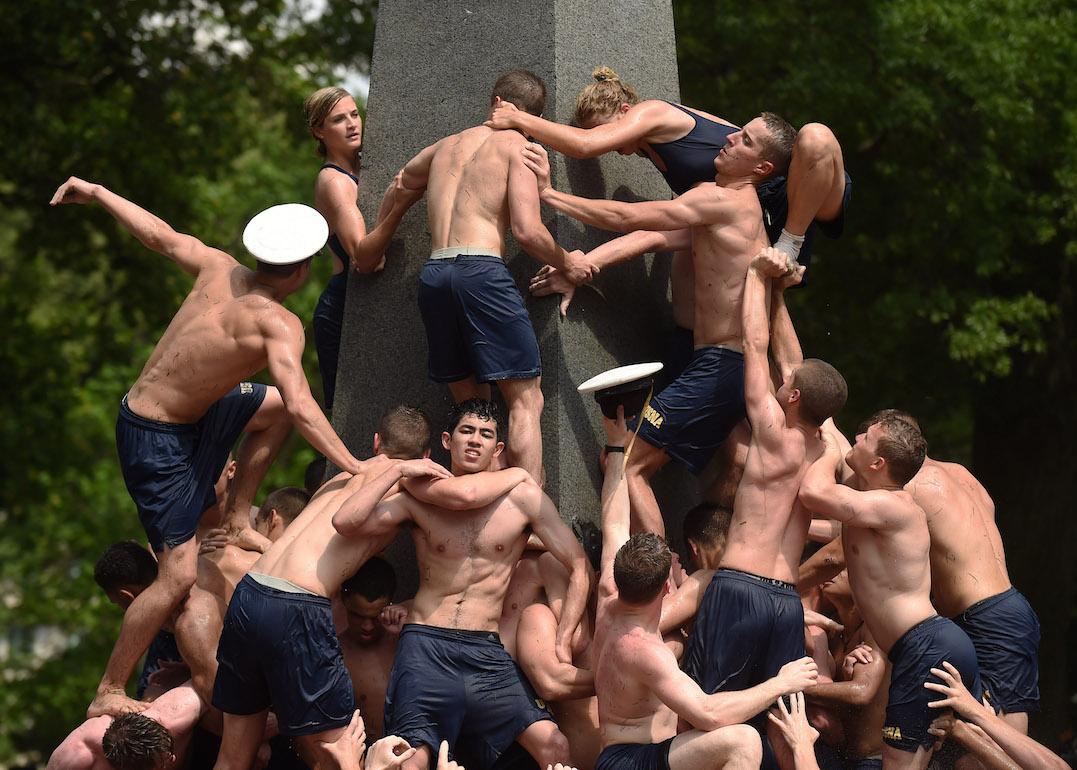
[953,587,1040,714]
[596,738,674,770]
[212,575,355,736]
[384,624,553,766]
[632,346,745,475]
[757,171,852,279]
[417,255,541,384]
[116,382,267,552]
[313,271,348,410]
[882,615,982,752]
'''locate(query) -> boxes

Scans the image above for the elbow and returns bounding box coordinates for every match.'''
[331,513,358,538]
[798,483,824,511]
[531,671,570,703]
[511,223,544,250]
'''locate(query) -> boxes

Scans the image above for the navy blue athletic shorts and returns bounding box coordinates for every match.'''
[137,630,183,699]
[660,325,695,389]
[313,271,347,410]
[116,382,267,552]
[683,568,805,697]
[757,171,852,280]
[632,346,745,475]
[953,587,1040,714]
[882,615,982,752]
[212,575,355,736]
[596,738,674,770]
[383,624,553,766]
[417,255,541,384]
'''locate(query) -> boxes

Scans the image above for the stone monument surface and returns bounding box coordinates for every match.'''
[334,0,697,596]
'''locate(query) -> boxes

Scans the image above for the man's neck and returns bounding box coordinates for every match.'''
[613,598,662,632]
[714,172,757,191]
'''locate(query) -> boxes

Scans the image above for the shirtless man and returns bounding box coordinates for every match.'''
[379,70,593,480]
[50,177,369,718]
[48,685,205,770]
[681,249,845,766]
[210,405,444,770]
[805,571,889,770]
[332,399,592,770]
[591,408,818,770]
[799,414,983,769]
[522,116,797,535]
[338,556,401,743]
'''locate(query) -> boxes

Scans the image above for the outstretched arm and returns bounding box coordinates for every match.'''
[769,269,806,381]
[50,177,227,276]
[331,459,450,537]
[347,171,427,271]
[799,434,898,529]
[742,250,789,446]
[401,467,530,511]
[598,410,632,597]
[263,312,362,475]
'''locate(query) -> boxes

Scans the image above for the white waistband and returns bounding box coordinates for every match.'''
[430,247,502,260]
[248,571,319,596]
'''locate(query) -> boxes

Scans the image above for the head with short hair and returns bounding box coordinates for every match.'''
[861,408,920,434]
[780,359,848,427]
[614,533,672,605]
[491,70,547,116]
[443,399,504,474]
[304,456,327,494]
[304,86,355,158]
[574,66,640,126]
[101,713,174,770]
[848,415,927,486]
[682,503,732,570]
[756,112,797,177]
[341,557,396,645]
[375,405,432,459]
[95,542,158,610]
[255,486,310,539]
[445,399,502,437]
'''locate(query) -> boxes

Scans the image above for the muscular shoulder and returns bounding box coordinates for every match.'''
[48,719,108,770]
[315,166,359,200]
[507,478,545,515]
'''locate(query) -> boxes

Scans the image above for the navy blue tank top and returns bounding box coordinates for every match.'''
[649,103,739,195]
[319,163,360,265]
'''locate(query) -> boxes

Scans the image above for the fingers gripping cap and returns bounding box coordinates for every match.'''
[577,362,663,419]
[243,204,329,265]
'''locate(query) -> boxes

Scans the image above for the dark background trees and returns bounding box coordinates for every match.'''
[0,0,1073,760]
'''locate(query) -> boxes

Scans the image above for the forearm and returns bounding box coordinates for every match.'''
[517,225,572,270]
[536,660,596,701]
[515,113,601,159]
[949,721,1020,770]
[555,562,591,652]
[700,678,784,728]
[90,184,181,255]
[770,284,803,379]
[804,680,871,709]
[589,230,687,274]
[797,537,845,590]
[402,469,526,510]
[742,266,772,354]
[332,466,402,536]
[541,188,638,233]
[288,399,360,474]
[807,518,840,544]
[964,711,1067,769]
[349,183,416,272]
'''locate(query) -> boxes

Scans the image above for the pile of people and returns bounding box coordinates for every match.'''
[45,66,1059,770]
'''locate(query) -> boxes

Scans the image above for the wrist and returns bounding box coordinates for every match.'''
[604,445,625,453]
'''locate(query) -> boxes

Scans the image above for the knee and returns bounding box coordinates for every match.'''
[722,724,762,768]
[508,384,544,416]
[160,553,198,596]
[535,729,571,766]
[793,123,839,164]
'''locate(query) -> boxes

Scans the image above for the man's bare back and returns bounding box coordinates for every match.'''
[128,261,296,423]
[909,458,1010,617]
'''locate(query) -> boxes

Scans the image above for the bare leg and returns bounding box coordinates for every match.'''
[447,377,490,404]
[516,720,571,768]
[625,438,670,537]
[668,724,762,770]
[173,585,223,704]
[212,711,269,770]
[783,123,847,237]
[496,377,544,482]
[223,387,290,531]
[882,743,933,770]
[293,711,366,770]
[89,538,198,717]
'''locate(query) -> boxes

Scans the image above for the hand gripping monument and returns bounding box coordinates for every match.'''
[334,0,694,592]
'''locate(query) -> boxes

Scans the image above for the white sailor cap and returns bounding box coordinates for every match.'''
[578,362,663,419]
[242,203,329,265]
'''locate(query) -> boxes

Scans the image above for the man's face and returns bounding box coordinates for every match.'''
[714,116,771,178]
[342,593,391,645]
[821,569,852,602]
[443,414,502,473]
[847,423,884,476]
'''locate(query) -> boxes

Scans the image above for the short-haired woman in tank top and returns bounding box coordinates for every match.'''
[303,87,379,411]
[486,67,849,297]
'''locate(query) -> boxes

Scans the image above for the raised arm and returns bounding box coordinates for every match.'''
[485,98,668,159]
[769,269,806,381]
[742,250,788,444]
[599,410,632,596]
[798,434,899,529]
[522,483,593,665]
[263,311,362,475]
[346,171,427,272]
[401,466,530,510]
[507,145,593,284]
[50,177,227,276]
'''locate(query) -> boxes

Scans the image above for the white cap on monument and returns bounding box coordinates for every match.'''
[243,203,329,265]
[578,362,663,419]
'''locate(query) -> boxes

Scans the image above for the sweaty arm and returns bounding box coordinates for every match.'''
[517,603,595,701]
[769,276,804,382]
[523,483,593,664]
[539,177,719,234]
[805,648,885,709]
[50,177,225,276]
[264,312,361,475]
[506,149,585,279]
[348,172,428,271]
[799,437,900,529]
[659,569,713,635]
[401,467,530,510]
[47,718,106,770]
[742,254,788,445]
[588,228,692,272]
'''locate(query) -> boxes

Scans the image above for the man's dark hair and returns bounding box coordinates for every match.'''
[378,405,432,459]
[94,541,158,593]
[861,408,921,435]
[758,112,797,177]
[682,503,732,554]
[445,398,502,436]
[254,257,312,278]
[491,70,547,116]
[341,556,396,602]
[257,486,310,528]
[101,713,174,770]
[875,415,928,485]
[614,533,672,605]
[793,359,848,427]
[304,456,327,494]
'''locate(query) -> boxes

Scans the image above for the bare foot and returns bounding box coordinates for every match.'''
[86,687,148,719]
